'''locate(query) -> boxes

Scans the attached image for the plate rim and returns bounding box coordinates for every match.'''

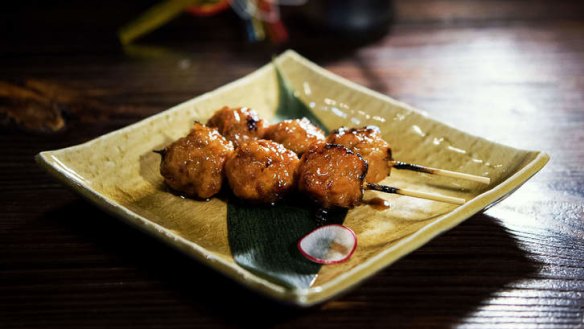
[35,50,550,307]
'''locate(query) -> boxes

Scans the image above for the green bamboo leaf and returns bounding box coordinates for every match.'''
[273,60,328,133]
[228,200,347,289]
[227,201,320,288]
[226,62,345,289]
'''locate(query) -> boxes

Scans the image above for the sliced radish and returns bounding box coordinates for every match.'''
[298,224,357,264]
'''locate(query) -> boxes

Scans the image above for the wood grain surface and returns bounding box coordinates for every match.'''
[1,0,583,328]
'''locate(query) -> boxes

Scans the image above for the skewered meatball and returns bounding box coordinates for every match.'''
[264,118,326,155]
[326,126,392,183]
[298,144,368,209]
[224,139,299,204]
[207,106,267,146]
[158,122,234,199]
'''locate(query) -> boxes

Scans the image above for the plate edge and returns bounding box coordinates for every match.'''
[280,50,547,157]
[33,50,552,307]
[35,148,315,306]
[300,151,550,305]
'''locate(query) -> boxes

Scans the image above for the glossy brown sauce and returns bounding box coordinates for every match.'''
[365,197,391,210]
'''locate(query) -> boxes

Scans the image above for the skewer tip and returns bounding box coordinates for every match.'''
[391,160,490,185]
[365,183,466,205]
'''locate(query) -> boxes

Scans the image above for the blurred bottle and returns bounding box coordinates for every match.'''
[300,0,393,37]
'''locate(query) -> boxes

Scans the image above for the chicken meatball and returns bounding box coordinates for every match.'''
[326,126,392,183]
[224,139,299,204]
[264,118,325,155]
[297,144,368,209]
[158,122,234,199]
[207,106,267,146]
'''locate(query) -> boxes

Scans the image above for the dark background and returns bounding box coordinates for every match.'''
[1,1,584,328]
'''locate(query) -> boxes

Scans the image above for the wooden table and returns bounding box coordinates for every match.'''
[1,1,583,328]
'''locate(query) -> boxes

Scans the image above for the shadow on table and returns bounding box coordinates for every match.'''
[46,201,537,328]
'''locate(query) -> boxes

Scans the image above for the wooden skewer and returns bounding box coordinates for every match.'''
[390,161,491,185]
[365,183,466,205]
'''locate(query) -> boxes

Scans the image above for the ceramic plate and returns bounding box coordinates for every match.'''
[36,50,549,306]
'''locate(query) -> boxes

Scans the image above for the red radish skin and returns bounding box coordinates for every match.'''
[298,224,357,265]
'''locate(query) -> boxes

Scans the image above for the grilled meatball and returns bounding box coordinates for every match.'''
[158,122,234,199]
[224,139,299,204]
[326,126,392,183]
[207,106,266,146]
[264,118,326,155]
[298,144,368,209]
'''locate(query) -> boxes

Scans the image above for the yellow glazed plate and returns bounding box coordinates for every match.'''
[36,50,549,306]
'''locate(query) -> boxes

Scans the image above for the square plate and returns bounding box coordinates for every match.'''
[36,50,549,306]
